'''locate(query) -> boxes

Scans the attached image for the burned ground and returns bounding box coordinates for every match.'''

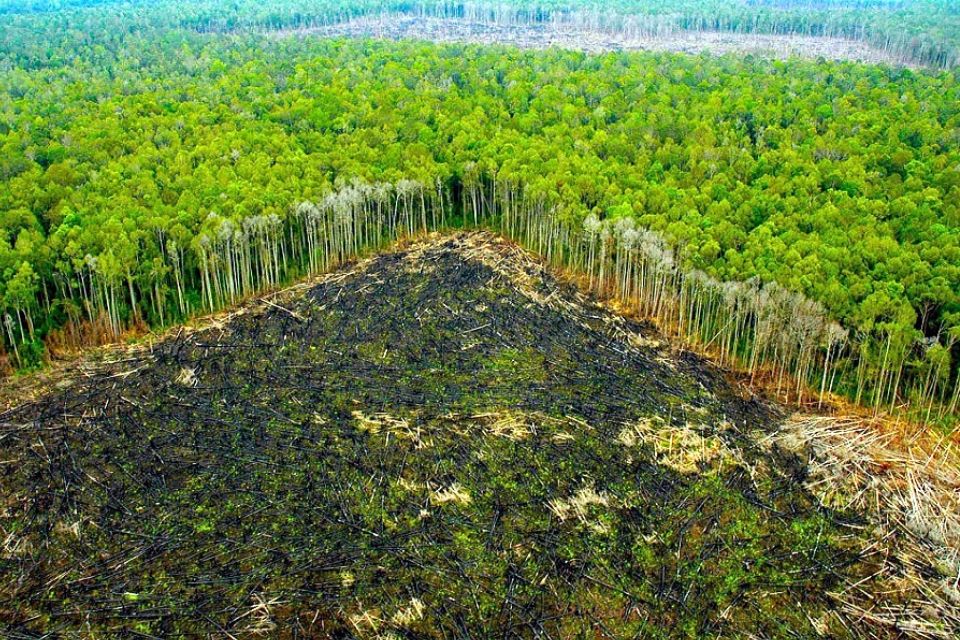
[0,233,922,638]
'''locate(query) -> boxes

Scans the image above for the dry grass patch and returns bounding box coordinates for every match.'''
[175,366,198,387]
[391,598,426,627]
[430,483,472,507]
[617,417,734,474]
[353,410,427,448]
[547,485,611,534]
[348,608,385,635]
[452,410,591,442]
[469,411,537,440]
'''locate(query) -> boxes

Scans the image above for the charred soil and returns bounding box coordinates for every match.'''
[0,233,942,638]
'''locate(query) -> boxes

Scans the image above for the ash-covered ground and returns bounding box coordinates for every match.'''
[0,233,925,637]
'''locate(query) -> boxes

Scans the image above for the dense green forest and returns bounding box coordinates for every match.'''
[1,0,959,424]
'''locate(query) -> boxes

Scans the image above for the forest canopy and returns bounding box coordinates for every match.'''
[0,0,959,423]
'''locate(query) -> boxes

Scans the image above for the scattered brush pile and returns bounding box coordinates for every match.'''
[770,415,960,636]
[0,232,956,638]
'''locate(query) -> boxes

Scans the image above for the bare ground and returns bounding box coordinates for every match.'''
[275,16,916,67]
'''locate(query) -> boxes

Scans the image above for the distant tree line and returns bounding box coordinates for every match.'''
[2,1,958,68]
[179,0,960,69]
[1,6,959,424]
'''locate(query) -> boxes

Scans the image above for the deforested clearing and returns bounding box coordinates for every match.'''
[283,16,912,66]
[1,232,957,638]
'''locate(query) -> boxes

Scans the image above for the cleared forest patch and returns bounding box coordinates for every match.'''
[280,15,915,66]
[0,232,956,638]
